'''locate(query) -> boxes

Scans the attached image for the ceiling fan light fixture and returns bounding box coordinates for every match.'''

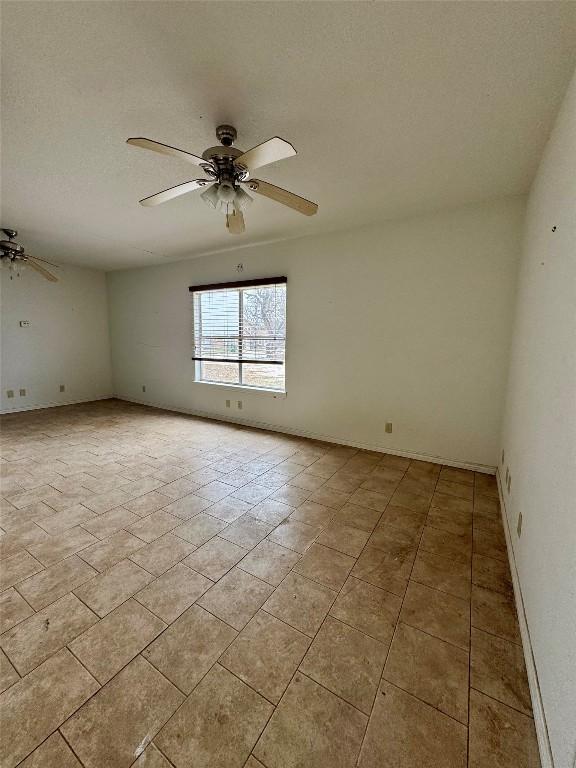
[201,182,237,214]
[200,183,220,210]
[202,182,252,215]
[216,181,236,205]
[234,187,253,213]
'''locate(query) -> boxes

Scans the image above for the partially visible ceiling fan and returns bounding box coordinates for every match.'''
[127,125,319,235]
[0,230,59,282]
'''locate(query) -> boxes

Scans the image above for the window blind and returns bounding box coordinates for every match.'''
[190,277,287,365]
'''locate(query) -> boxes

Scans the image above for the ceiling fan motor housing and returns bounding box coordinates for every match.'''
[0,229,25,256]
[215,124,237,146]
[200,126,249,183]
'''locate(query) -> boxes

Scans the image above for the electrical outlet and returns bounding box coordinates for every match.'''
[142,385,146,393]
[225,399,231,408]
[19,389,26,397]
[517,510,523,538]
[19,320,30,327]
[59,384,65,392]
[6,390,14,398]
[385,422,393,434]
[237,400,243,410]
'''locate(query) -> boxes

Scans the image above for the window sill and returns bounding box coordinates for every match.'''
[192,380,287,399]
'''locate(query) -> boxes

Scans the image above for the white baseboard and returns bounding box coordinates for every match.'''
[496,468,554,768]
[0,394,113,416]
[114,394,496,474]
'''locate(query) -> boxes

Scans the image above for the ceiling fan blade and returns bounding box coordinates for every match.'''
[235,137,296,173]
[27,259,58,282]
[127,138,209,168]
[139,179,209,207]
[227,209,245,235]
[244,179,318,216]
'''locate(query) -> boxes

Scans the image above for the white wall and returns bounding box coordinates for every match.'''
[0,264,112,413]
[108,195,524,469]
[500,71,576,768]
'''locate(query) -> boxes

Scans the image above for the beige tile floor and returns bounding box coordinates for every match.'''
[0,399,541,768]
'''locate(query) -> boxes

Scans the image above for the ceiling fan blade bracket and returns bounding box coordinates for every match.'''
[201,163,218,178]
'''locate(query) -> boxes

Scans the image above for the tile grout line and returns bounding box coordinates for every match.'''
[140,739,174,768]
[389,616,470,653]
[468,622,523,647]
[468,685,535,720]
[59,726,93,768]
[376,676,473,729]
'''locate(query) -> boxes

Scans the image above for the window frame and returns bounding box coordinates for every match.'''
[190,277,287,393]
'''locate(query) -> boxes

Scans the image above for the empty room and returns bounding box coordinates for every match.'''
[0,2,575,767]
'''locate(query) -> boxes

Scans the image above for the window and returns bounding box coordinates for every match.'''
[190,277,287,391]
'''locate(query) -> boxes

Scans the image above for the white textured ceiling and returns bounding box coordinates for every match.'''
[2,1,576,270]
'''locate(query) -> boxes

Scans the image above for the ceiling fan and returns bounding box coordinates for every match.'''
[0,230,59,282]
[126,125,318,234]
